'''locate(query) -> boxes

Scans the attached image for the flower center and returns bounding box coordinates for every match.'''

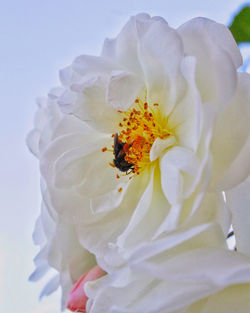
[113,97,173,176]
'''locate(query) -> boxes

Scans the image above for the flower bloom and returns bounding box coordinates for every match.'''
[67,265,105,312]
[28,13,250,271]
[27,13,250,309]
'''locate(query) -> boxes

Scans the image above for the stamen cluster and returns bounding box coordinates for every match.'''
[117,98,170,175]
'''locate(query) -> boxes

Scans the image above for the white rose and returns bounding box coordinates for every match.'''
[86,223,250,313]
[28,13,250,270]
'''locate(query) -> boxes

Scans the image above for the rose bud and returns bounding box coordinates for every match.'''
[66,265,106,312]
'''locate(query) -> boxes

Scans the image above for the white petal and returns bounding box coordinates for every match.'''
[168,56,203,152]
[160,147,200,205]
[29,264,49,282]
[101,14,151,76]
[41,131,105,183]
[39,274,60,299]
[43,184,90,223]
[161,161,182,205]
[178,17,240,111]
[51,114,90,140]
[131,249,250,313]
[59,65,82,86]
[61,75,121,133]
[180,17,242,69]
[190,192,231,237]
[210,72,250,191]
[88,245,250,313]
[90,181,129,214]
[75,149,128,198]
[153,203,182,234]
[106,70,144,111]
[32,216,46,246]
[26,129,41,157]
[150,136,176,161]
[53,135,109,188]
[101,38,116,59]
[117,168,155,247]
[135,15,184,114]
[57,89,78,114]
[75,175,149,269]
[102,13,185,114]
[115,167,171,252]
[72,55,119,76]
[126,222,224,264]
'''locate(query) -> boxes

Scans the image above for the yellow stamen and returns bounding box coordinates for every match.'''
[116,97,173,176]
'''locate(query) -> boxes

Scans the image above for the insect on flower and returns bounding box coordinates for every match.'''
[113,133,134,174]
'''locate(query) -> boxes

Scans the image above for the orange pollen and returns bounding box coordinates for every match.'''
[118,187,123,192]
[115,97,171,175]
[109,162,116,168]
[116,174,120,179]
[102,147,107,152]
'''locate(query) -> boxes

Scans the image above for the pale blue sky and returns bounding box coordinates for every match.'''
[0,1,248,312]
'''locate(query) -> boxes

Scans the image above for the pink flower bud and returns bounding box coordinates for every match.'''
[66,265,106,312]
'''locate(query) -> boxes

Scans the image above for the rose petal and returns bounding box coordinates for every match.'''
[210,72,250,191]
[178,17,241,111]
[106,70,144,111]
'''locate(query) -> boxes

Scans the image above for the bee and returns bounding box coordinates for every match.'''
[113,133,134,173]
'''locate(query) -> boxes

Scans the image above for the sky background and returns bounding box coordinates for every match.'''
[0,1,249,312]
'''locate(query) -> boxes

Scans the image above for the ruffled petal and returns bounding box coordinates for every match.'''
[87,239,250,313]
[102,14,185,115]
[135,15,184,115]
[101,13,151,76]
[178,17,241,111]
[117,166,168,249]
[168,56,203,153]
[106,70,144,111]
[59,75,121,133]
[74,173,150,270]
[59,65,82,87]
[210,72,250,191]
[41,131,105,183]
[75,149,128,198]
[72,55,120,77]
[39,274,60,299]
[160,147,200,205]
[149,136,176,162]
[125,222,224,264]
